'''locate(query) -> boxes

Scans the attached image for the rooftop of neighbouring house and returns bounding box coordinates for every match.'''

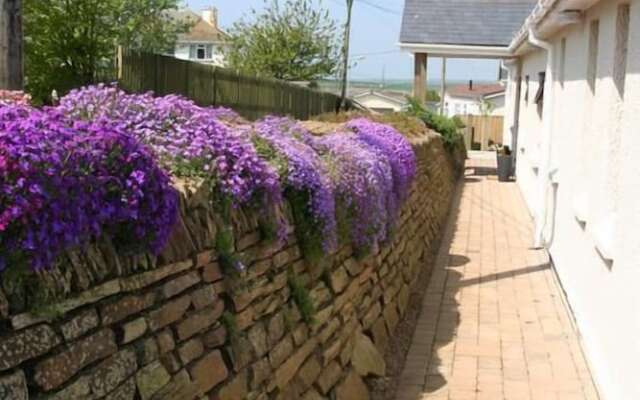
[352,89,409,105]
[167,7,226,43]
[400,0,537,47]
[447,82,505,99]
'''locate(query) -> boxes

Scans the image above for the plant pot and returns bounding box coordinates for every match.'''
[496,154,512,182]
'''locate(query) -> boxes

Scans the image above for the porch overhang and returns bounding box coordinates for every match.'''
[398,42,514,59]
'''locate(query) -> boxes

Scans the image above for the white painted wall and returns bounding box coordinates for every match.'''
[510,1,640,398]
[173,42,226,67]
[444,94,505,117]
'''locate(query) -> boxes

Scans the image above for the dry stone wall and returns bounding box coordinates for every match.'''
[0,132,462,400]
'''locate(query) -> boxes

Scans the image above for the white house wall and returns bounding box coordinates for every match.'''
[511,1,640,399]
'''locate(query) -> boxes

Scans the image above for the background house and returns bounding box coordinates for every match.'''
[352,89,409,113]
[444,81,506,117]
[170,7,227,66]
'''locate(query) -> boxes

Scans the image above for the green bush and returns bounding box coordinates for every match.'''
[405,97,465,152]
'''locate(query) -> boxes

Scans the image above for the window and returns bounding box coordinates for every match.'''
[587,19,600,93]
[559,38,566,88]
[614,4,630,97]
[189,44,213,60]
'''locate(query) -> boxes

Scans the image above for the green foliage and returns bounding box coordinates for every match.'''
[1,263,64,317]
[405,97,465,152]
[24,0,189,103]
[426,90,441,102]
[287,190,324,264]
[215,227,240,274]
[288,274,315,324]
[220,311,238,339]
[225,0,340,81]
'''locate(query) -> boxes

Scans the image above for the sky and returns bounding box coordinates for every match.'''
[188,0,501,83]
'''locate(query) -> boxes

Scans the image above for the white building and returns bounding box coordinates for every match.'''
[444,82,506,117]
[169,7,227,66]
[401,0,640,398]
[352,90,409,113]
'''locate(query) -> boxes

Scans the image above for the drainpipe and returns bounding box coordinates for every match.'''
[527,28,555,248]
[501,59,522,168]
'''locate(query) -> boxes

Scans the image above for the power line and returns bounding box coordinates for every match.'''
[355,0,402,16]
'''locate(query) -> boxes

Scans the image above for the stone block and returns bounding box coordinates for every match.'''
[109,377,137,400]
[121,260,193,292]
[156,330,175,354]
[60,308,99,341]
[176,305,221,341]
[136,360,171,400]
[248,322,268,358]
[191,285,216,310]
[343,258,364,276]
[101,292,156,326]
[150,369,199,400]
[136,337,160,366]
[147,295,191,332]
[0,324,61,371]
[301,388,324,400]
[383,302,399,333]
[217,370,248,400]
[315,361,342,395]
[34,329,117,391]
[160,352,182,374]
[229,335,254,371]
[269,335,294,368]
[351,333,385,377]
[267,311,285,346]
[271,337,317,391]
[202,325,227,349]
[162,271,200,299]
[250,358,271,389]
[322,338,342,366]
[296,355,321,390]
[370,317,388,351]
[329,267,349,293]
[188,350,228,394]
[362,302,381,330]
[0,370,27,400]
[202,262,223,283]
[89,349,137,397]
[335,371,369,400]
[178,338,204,365]
[122,317,148,344]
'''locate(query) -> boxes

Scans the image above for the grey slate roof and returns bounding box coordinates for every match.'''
[400,0,537,47]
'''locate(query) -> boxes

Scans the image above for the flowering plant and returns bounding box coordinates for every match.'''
[254,117,337,260]
[59,85,282,210]
[312,132,394,256]
[0,90,31,106]
[0,105,178,271]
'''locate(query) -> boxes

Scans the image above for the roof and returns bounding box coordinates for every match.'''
[447,83,505,99]
[167,9,226,43]
[400,0,537,47]
[352,90,409,105]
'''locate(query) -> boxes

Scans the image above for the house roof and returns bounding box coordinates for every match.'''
[167,9,226,43]
[352,90,409,106]
[400,0,537,47]
[447,83,505,100]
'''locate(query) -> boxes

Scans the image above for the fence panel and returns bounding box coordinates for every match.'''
[459,115,504,151]
[118,49,345,120]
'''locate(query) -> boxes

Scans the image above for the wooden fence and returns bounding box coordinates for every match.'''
[117,49,346,120]
[458,115,504,151]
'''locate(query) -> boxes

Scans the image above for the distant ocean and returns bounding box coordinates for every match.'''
[318,79,496,94]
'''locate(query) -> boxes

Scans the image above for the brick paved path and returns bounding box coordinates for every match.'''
[396,152,599,400]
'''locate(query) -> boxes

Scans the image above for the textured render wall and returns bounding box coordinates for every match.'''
[0,133,461,400]
[512,1,640,399]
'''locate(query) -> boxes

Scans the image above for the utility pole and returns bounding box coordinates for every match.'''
[439,57,447,115]
[339,0,354,110]
[0,0,23,90]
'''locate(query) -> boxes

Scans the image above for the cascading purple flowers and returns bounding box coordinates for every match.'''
[254,117,337,255]
[59,85,281,208]
[0,105,178,271]
[312,132,394,254]
[346,118,417,235]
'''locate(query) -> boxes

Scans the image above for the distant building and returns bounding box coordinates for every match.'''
[444,82,506,117]
[169,7,227,66]
[352,90,409,113]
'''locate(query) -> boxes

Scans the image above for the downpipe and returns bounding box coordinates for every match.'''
[527,28,555,249]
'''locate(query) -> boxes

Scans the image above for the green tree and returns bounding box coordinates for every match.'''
[24,0,188,103]
[225,0,340,81]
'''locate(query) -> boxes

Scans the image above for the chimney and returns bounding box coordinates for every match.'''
[202,7,218,28]
[469,80,473,90]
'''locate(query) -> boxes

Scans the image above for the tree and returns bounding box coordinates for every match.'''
[23,0,188,103]
[0,0,23,89]
[225,0,340,81]
[339,0,353,109]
